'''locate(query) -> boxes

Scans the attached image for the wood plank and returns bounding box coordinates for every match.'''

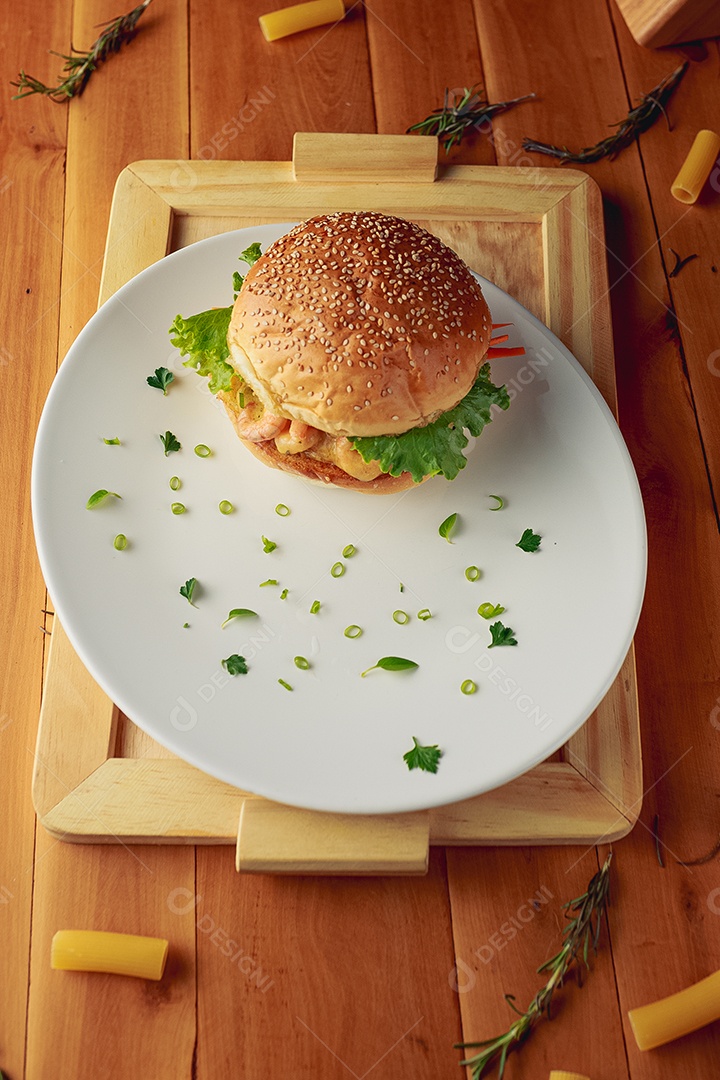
[469,1,720,1077]
[292,131,438,182]
[0,0,71,1072]
[195,846,462,1078]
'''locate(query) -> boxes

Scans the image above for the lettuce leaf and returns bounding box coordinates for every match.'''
[349,363,510,483]
[169,306,235,394]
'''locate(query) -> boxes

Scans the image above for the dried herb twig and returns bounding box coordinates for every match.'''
[457,853,613,1078]
[407,85,537,152]
[11,0,153,103]
[522,62,688,164]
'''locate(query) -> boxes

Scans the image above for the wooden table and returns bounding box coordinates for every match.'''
[2,1,719,1076]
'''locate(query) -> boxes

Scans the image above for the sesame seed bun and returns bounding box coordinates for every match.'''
[227,211,492,439]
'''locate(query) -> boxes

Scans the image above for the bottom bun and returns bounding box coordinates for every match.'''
[240,438,422,494]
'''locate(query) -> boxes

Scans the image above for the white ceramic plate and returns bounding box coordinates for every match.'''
[32,224,646,814]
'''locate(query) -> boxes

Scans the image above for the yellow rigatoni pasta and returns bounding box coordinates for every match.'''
[549,1072,590,1080]
[51,929,169,981]
[259,0,345,41]
[671,129,720,204]
[628,968,720,1050]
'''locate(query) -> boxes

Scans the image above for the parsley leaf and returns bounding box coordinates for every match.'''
[221,608,258,628]
[180,578,198,606]
[86,489,121,509]
[160,430,181,456]
[488,621,518,648]
[350,363,509,483]
[146,366,175,395]
[241,242,262,267]
[439,512,458,543]
[361,656,419,677]
[169,306,235,394]
[222,654,248,676]
[516,528,542,553]
[403,736,442,774]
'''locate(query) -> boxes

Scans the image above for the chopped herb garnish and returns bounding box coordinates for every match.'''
[403,736,442,774]
[113,533,128,550]
[259,578,279,587]
[169,475,181,491]
[361,656,419,677]
[179,578,198,606]
[103,436,121,445]
[194,443,212,457]
[275,503,290,517]
[342,544,356,558]
[461,679,477,695]
[438,512,458,543]
[221,608,258,628]
[310,600,321,614]
[278,678,293,692]
[393,610,410,625]
[417,608,432,621]
[488,621,518,648]
[222,654,248,676]
[146,367,175,395]
[399,583,405,593]
[344,625,363,639]
[465,565,481,581]
[160,430,181,456]
[171,502,186,515]
[478,602,505,620]
[516,528,542,553]
[241,242,262,267]
[218,500,234,515]
[280,588,288,600]
[183,622,189,629]
[488,494,504,510]
[86,489,121,509]
[294,656,310,670]
[262,536,277,553]
[331,562,345,578]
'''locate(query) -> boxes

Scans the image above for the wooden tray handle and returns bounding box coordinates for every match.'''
[292,132,438,184]
[236,799,430,875]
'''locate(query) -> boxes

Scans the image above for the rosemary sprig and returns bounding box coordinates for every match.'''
[457,852,613,1079]
[407,86,537,152]
[11,0,153,103]
[522,62,688,164]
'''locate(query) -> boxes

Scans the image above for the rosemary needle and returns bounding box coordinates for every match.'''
[522,62,688,165]
[11,0,153,102]
[457,853,613,1078]
[407,85,537,152]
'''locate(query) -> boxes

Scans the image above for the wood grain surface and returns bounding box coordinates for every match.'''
[2,1,720,1078]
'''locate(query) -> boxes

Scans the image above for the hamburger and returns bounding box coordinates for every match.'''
[170,211,510,492]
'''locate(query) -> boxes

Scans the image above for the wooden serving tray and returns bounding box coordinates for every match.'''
[33,134,642,875]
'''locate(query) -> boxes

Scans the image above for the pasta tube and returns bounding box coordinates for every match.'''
[259,0,345,42]
[549,1072,590,1080]
[671,129,720,204]
[51,929,169,981]
[628,968,720,1050]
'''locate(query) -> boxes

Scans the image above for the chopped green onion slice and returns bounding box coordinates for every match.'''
[461,679,477,695]
[465,565,481,582]
[113,534,127,551]
[275,503,291,517]
[280,588,288,600]
[86,489,121,509]
[342,544,356,558]
[488,494,504,511]
[259,579,279,587]
[310,600,321,614]
[417,609,432,621]
[399,583,405,593]
[169,476,181,491]
[331,562,345,578]
[294,656,310,670]
[103,436,120,445]
[262,536,277,553]
[478,602,505,619]
[278,679,293,692]
[344,625,363,639]
[183,622,190,629]
[194,444,212,458]
[171,502,186,515]
[393,610,410,625]
[221,608,258,628]
[218,500,234,515]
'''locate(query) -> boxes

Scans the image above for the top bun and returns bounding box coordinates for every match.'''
[227,211,492,438]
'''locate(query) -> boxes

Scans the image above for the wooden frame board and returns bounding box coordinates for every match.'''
[33,134,642,875]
